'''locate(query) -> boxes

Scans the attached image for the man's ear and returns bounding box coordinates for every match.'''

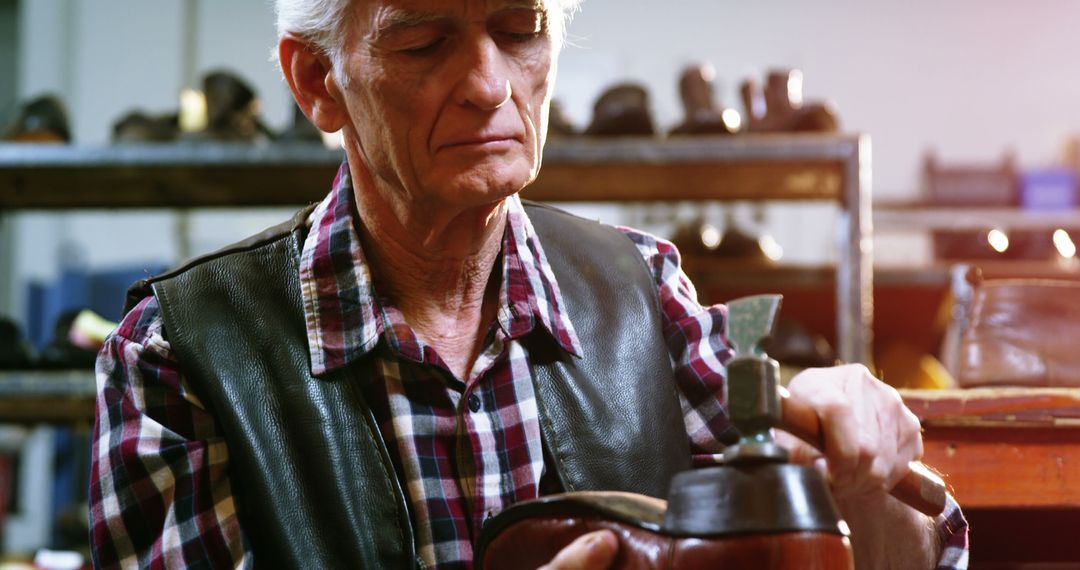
[279,33,348,133]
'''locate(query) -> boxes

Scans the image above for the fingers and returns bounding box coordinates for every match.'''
[774,429,822,466]
[537,530,618,570]
[786,364,924,501]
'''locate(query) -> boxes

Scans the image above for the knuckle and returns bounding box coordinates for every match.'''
[857,435,878,462]
[817,397,849,417]
[878,381,903,402]
[902,406,923,434]
[868,459,891,487]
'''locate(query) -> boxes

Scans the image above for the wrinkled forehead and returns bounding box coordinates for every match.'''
[357,0,555,33]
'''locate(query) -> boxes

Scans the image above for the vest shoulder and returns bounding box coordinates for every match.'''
[123,203,315,313]
[521,200,631,244]
[522,200,658,318]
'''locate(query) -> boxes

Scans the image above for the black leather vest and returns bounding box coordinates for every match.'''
[126,201,692,568]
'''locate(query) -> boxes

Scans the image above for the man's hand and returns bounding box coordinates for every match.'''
[776,363,940,569]
[776,363,923,500]
[537,529,618,570]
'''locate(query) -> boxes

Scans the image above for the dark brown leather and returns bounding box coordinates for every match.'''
[585,83,655,137]
[477,493,853,569]
[199,70,273,142]
[669,64,735,136]
[3,94,70,143]
[959,278,1080,387]
[525,203,693,498]
[740,70,839,134]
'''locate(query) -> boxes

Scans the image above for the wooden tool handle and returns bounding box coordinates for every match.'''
[779,391,947,517]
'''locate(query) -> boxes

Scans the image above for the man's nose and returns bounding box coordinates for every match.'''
[454,34,512,111]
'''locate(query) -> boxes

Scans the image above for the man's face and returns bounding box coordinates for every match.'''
[336,0,559,212]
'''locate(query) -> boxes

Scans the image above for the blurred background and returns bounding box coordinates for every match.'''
[3,0,1080,567]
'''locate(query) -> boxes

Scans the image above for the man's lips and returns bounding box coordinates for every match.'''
[438,134,522,150]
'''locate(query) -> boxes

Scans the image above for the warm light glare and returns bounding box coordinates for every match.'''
[787,70,804,108]
[320,129,344,149]
[987,229,1009,253]
[759,234,784,261]
[722,108,742,132]
[1054,229,1076,258]
[178,89,207,133]
[701,63,716,83]
[700,224,721,249]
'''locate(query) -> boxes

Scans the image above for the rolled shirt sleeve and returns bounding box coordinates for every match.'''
[89,296,250,568]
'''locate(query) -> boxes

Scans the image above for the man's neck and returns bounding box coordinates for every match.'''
[351,170,508,382]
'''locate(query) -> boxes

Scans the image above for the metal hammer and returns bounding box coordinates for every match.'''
[724,294,946,517]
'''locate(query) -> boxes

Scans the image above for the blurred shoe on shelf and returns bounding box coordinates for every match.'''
[0,317,34,370]
[198,70,274,143]
[712,223,775,264]
[112,110,180,143]
[669,216,722,256]
[546,99,577,137]
[37,311,98,370]
[713,208,777,264]
[277,102,324,143]
[584,83,655,137]
[669,63,738,136]
[2,94,71,143]
[740,69,839,133]
[670,209,778,264]
[767,316,835,370]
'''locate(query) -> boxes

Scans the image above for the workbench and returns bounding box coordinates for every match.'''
[903,388,1080,567]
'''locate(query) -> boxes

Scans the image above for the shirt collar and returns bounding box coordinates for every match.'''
[299,161,582,376]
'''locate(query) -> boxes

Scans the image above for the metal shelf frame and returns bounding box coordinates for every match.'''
[0,133,873,368]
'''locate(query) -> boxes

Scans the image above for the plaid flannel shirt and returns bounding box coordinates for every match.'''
[90,162,968,569]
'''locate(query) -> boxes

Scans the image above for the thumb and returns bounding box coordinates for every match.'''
[775,430,831,486]
[538,529,618,570]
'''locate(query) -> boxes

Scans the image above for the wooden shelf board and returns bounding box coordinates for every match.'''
[679,259,950,289]
[0,134,861,208]
[876,203,1080,231]
[902,388,1080,428]
[0,370,96,423]
[527,159,844,202]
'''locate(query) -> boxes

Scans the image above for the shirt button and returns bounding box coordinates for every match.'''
[468,394,482,413]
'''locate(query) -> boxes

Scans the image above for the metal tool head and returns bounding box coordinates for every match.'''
[723,294,786,462]
[725,294,783,358]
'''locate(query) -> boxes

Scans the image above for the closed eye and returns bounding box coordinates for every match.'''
[498,31,541,44]
[402,37,446,56]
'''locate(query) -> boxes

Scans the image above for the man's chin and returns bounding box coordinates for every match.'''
[429,168,535,205]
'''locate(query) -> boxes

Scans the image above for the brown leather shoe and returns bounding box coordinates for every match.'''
[669,63,736,136]
[3,94,71,143]
[476,466,852,569]
[199,70,273,142]
[958,277,1080,387]
[585,83,655,137]
[741,70,838,133]
[113,111,180,143]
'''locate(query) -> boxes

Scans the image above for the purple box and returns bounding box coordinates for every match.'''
[1020,168,1077,211]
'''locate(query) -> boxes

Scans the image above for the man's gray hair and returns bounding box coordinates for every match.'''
[275,0,581,72]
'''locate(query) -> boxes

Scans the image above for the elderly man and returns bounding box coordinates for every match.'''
[90,0,967,568]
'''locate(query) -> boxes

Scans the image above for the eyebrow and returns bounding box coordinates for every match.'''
[370,0,548,39]
[372,10,442,38]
